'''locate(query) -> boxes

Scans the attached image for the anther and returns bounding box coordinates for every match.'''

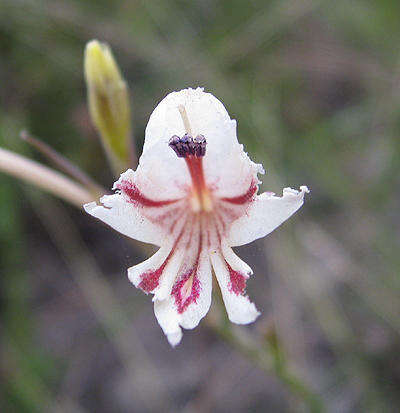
[194,135,206,157]
[169,135,184,157]
[181,133,193,156]
[169,134,207,158]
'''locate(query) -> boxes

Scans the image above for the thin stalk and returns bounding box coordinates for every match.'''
[0,147,92,207]
[20,130,105,197]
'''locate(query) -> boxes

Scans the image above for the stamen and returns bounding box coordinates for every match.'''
[169,135,183,157]
[181,133,193,156]
[168,134,207,158]
[194,135,206,157]
[171,104,212,212]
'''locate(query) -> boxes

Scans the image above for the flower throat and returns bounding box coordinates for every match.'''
[168,105,212,212]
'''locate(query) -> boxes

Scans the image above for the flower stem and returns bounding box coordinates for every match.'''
[274,366,323,413]
[207,291,324,412]
[0,147,93,207]
[20,130,105,197]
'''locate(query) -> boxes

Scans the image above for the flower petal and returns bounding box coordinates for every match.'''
[128,213,189,294]
[221,239,253,277]
[210,249,259,325]
[127,244,172,289]
[153,299,183,346]
[135,139,190,201]
[151,219,192,301]
[206,142,264,199]
[179,249,212,330]
[153,217,212,346]
[153,252,212,346]
[144,87,237,154]
[143,88,263,195]
[84,169,188,247]
[83,197,160,247]
[84,196,160,245]
[228,186,309,247]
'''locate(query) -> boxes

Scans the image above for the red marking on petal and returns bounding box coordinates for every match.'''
[139,261,169,293]
[138,220,188,293]
[172,219,203,313]
[217,203,241,221]
[220,181,257,205]
[226,261,247,295]
[150,206,182,228]
[168,214,180,233]
[212,214,222,244]
[116,180,181,207]
[171,269,201,314]
[214,210,227,232]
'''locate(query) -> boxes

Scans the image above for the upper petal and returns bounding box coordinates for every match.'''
[135,138,190,200]
[206,142,264,199]
[143,87,237,155]
[228,186,309,247]
[124,89,235,204]
[141,88,263,199]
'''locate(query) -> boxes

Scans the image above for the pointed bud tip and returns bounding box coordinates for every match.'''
[84,40,123,91]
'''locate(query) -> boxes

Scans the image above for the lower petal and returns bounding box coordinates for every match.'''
[177,247,212,330]
[153,220,212,346]
[127,244,172,290]
[128,216,189,294]
[154,299,183,346]
[154,253,212,346]
[210,249,259,325]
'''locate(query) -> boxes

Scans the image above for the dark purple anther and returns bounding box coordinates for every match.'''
[194,135,206,157]
[181,133,193,156]
[169,134,207,158]
[187,137,196,155]
[169,135,184,157]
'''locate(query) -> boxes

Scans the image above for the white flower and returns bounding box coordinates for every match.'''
[84,88,309,346]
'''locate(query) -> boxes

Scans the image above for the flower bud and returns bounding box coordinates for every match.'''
[84,40,131,174]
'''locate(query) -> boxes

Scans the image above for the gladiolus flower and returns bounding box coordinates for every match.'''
[84,88,309,346]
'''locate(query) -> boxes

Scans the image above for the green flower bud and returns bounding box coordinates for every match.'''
[84,40,131,174]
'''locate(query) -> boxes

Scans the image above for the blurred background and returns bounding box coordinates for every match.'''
[1,0,400,412]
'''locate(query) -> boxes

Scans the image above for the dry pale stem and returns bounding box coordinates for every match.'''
[0,147,93,207]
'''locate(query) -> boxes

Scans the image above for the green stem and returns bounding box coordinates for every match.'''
[207,292,324,412]
[273,362,323,413]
